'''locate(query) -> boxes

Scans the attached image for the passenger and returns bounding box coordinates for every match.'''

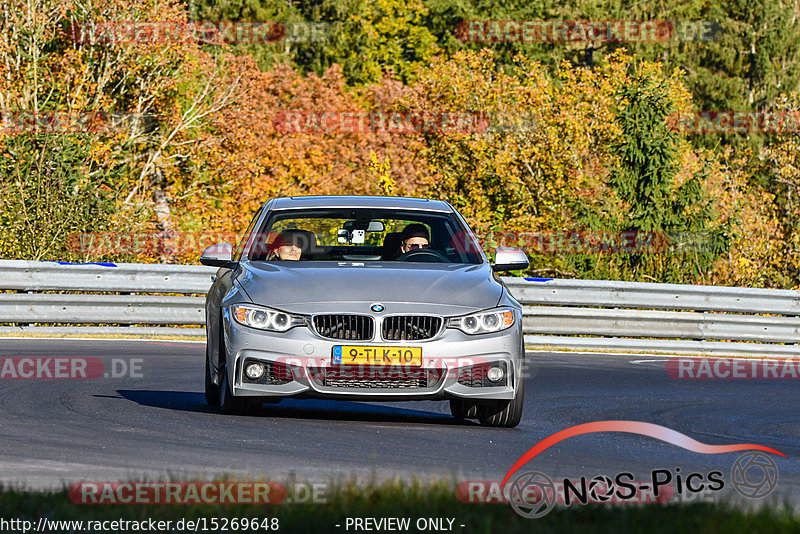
[269,229,305,260]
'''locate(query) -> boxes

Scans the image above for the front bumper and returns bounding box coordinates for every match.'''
[222,314,523,401]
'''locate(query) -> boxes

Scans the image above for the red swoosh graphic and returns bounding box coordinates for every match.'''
[502,420,785,486]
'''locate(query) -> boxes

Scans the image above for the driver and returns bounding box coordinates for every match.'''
[400,223,430,254]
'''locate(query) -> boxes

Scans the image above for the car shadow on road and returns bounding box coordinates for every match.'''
[115,390,477,426]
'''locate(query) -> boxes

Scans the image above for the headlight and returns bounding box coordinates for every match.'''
[448,307,516,335]
[231,304,305,332]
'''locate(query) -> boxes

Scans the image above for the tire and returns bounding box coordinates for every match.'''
[204,357,220,407]
[477,368,525,428]
[449,399,478,420]
[218,334,259,416]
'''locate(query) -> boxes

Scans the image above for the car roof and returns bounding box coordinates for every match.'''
[269,195,453,213]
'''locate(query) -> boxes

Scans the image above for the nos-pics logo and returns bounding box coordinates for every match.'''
[501,421,783,519]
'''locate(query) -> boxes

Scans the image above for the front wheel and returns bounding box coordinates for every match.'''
[218,335,260,416]
[204,357,220,406]
[477,369,525,428]
[449,399,478,420]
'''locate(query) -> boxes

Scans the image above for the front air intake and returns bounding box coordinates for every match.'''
[382,315,442,341]
[312,314,374,340]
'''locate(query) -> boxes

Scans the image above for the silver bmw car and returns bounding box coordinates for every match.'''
[200,196,530,427]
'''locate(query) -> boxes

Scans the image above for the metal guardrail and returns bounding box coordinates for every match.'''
[2,260,216,293]
[522,306,800,343]
[508,277,800,356]
[0,260,798,356]
[0,293,206,324]
[503,277,800,315]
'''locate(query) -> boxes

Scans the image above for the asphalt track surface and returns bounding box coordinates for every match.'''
[0,338,797,507]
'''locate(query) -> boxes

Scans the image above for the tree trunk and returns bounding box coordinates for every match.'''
[150,167,177,263]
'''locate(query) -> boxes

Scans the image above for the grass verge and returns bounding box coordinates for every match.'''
[0,478,797,533]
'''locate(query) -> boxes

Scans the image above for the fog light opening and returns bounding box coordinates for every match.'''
[245,362,265,380]
[487,366,504,383]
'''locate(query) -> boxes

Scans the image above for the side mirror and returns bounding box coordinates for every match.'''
[200,243,236,268]
[492,246,529,272]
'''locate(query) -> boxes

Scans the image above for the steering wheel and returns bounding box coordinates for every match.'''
[395,248,449,262]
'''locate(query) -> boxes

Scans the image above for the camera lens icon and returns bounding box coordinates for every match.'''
[507,471,557,518]
[731,452,779,499]
[587,475,615,502]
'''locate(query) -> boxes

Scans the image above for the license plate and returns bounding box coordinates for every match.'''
[332,346,422,366]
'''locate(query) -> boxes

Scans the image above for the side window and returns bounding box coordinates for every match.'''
[234,207,263,261]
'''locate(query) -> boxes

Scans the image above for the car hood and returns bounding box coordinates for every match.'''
[234,261,503,315]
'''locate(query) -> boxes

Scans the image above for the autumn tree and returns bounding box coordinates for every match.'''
[0,0,241,261]
[167,61,430,257]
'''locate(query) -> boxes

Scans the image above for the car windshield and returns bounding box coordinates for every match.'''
[243,208,483,264]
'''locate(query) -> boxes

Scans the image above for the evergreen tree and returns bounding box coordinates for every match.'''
[605,71,726,282]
